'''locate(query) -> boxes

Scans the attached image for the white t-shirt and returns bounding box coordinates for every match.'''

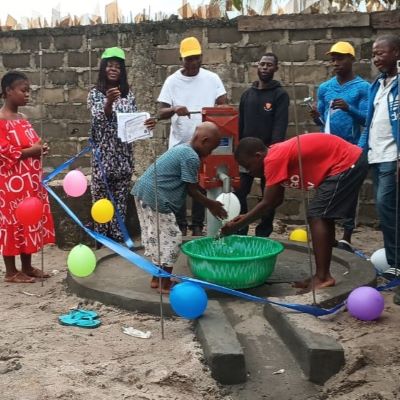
[368,76,397,164]
[158,68,226,148]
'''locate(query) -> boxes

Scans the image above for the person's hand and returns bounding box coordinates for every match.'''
[30,142,43,157]
[221,215,246,236]
[208,200,228,220]
[309,105,320,120]
[332,99,349,111]
[173,106,190,117]
[144,117,157,130]
[105,87,121,104]
[42,142,49,156]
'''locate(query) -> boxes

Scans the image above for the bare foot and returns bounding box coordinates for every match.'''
[293,275,336,291]
[5,271,35,283]
[23,267,50,279]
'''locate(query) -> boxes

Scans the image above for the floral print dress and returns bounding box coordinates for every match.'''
[87,88,137,242]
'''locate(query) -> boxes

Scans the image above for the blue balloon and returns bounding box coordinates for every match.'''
[170,282,208,319]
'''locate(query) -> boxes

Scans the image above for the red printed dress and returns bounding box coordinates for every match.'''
[0,119,55,256]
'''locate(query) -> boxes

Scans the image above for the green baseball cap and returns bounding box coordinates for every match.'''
[101,47,125,60]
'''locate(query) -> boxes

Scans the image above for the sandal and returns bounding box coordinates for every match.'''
[5,271,35,283]
[23,267,50,278]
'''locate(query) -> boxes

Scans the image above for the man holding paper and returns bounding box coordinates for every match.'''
[157,37,227,236]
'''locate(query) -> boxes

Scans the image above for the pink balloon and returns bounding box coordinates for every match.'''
[63,170,87,197]
[347,286,384,321]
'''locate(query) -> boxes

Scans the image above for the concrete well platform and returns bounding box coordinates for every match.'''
[67,239,376,316]
[66,238,376,386]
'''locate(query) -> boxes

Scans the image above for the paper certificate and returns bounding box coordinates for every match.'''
[117,112,153,143]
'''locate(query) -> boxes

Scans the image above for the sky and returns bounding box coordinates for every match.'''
[0,0,206,24]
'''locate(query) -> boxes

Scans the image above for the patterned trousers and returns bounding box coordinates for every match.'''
[135,198,182,268]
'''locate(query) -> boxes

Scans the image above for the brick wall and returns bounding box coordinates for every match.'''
[1,11,399,240]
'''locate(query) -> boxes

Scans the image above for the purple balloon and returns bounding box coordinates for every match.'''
[347,286,384,321]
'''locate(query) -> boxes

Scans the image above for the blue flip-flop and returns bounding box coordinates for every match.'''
[58,309,101,329]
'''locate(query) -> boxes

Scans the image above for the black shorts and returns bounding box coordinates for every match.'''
[307,152,368,220]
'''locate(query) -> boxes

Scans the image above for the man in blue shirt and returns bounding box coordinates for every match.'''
[132,121,227,294]
[358,35,400,294]
[310,41,369,250]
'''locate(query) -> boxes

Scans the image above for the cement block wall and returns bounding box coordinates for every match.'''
[1,11,399,244]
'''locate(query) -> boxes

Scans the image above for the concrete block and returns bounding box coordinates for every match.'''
[54,35,83,50]
[248,30,285,44]
[155,48,179,65]
[48,139,79,156]
[195,301,246,385]
[42,88,65,104]
[202,48,229,64]
[282,64,328,84]
[40,121,68,139]
[371,10,400,29]
[81,70,99,86]
[273,43,310,62]
[24,72,41,86]
[289,29,327,41]
[68,88,89,103]
[68,122,91,137]
[208,27,242,44]
[47,104,89,120]
[20,35,51,50]
[167,28,204,46]
[34,53,64,69]
[282,85,309,100]
[264,304,345,384]
[360,41,374,60]
[238,13,370,31]
[289,103,311,124]
[231,46,265,63]
[0,37,19,51]
[19,105,45,120]
[90,33,118,49]
[48,71,78,85]
[2,53,31,68]
[231,86,247,104]
[68,51,98,67]
[331,27,374,39]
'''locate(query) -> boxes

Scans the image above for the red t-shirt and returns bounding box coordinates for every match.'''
[264,133,362,190]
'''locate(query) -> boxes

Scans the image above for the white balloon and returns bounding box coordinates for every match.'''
[370,248,390,273]
[216,192,241,222]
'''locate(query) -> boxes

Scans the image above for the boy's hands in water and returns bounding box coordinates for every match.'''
[221,215,246,236]
[208,200,228,220]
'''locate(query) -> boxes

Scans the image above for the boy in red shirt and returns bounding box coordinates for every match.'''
[221,133,368,290]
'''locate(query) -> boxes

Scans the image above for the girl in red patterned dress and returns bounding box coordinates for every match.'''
[0,71,55,283]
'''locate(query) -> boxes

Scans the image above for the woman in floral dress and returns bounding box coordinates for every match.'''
[88,47,155,243]
[0,71,55,283]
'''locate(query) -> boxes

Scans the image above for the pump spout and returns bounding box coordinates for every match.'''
[217,168,231,194]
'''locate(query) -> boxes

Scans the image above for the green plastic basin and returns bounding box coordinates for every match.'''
[181,235,284,289]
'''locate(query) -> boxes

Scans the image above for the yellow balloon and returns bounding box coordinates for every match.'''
[91,199,114,223]
[289,228,308,243]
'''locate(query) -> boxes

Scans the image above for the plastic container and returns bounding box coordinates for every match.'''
[181,235,284,289]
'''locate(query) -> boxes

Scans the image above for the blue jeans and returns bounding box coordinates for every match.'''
[371,161,400,267]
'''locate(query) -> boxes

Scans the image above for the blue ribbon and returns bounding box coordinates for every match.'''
[42,149,398,318]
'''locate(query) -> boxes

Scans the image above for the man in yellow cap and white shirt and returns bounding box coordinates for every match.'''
[157,37,227,236]
[309,41,370,251]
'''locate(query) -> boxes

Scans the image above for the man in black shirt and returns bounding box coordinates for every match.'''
[235,53,289,236]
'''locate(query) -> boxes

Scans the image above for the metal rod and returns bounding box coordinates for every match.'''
[39,42,45,287]
[290,60,317,305]
[88,38,92,88]
[152,139,165,339]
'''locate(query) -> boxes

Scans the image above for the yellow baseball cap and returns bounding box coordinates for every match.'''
[326,41,355,57]
[180,37,202,59]
[101,47,125,60]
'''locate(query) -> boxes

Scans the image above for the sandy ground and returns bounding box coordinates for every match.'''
[1,221,399,400]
